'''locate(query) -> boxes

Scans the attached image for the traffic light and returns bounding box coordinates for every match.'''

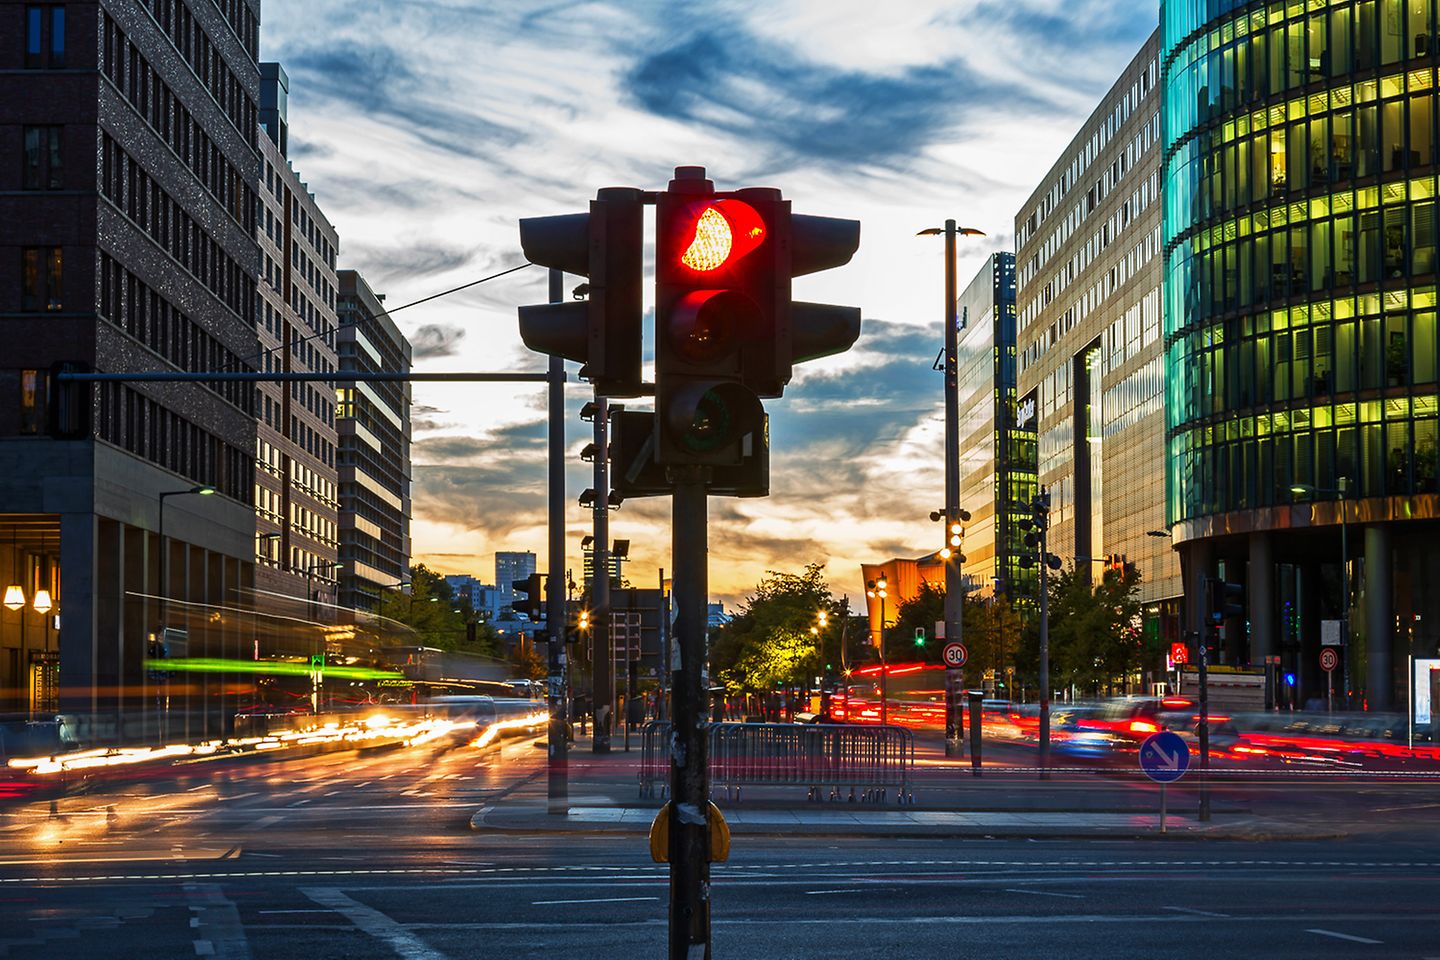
[914,627,926,648]
[1208,579,1244,623]
[609,407,769,499]
[654,166,860,468]
[517,187,644,396]
[655,171,768,466]
[1018,490,1061,571]
[512,572,545,622]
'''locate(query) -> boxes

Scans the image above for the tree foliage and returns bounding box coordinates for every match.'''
[710,564,839,693]
[1015,565,1145,694]
[375,563,498,657]
[890,582,1024,689]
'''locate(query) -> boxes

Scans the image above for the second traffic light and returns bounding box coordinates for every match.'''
[512,572,545,622]
[518,187,644,397]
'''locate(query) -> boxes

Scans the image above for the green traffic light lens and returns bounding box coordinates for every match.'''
[683,390,735,452]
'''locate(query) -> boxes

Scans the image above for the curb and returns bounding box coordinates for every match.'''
[468,804,1344,843]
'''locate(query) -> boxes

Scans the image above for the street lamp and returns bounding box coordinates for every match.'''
[157,485,215,631]
[1291,477,1351,707]
[918,221,985,746]
[866,574,890,726]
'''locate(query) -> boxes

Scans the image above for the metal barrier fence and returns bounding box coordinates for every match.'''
[639,721,914,804]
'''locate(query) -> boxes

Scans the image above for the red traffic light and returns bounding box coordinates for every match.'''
[1170,642,1189,665]
[672,200,767,273]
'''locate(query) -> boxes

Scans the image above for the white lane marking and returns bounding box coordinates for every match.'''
[258,910,334,915]
[301,887,448,960]
[183,881,252,960]
[530,896,658,905]
[1164,906,1230,918]
[1306,929,1383,945]
[802,889,869,896]
[1004,889,1084,899]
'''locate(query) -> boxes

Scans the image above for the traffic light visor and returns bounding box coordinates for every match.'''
[675,200,766,273]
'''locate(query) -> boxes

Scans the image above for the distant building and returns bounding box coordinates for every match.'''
[706,603,730,630]
[955,252,1037,602]
[336,271,412,613]
[254,62,341,626]
[444,574,503,621]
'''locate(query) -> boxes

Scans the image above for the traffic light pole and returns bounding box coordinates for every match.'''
[668,467,711,960]
[1199,579,1213,822]
[942,219,965,760]
[592,398,612,753]
[546,270,569,814]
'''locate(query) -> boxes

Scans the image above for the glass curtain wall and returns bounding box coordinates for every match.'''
[1163,0,1440,524]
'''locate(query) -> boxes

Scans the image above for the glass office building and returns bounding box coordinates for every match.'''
[955,253,1038,602]
[1162,0,1440,708]
[1016,30,1183,670]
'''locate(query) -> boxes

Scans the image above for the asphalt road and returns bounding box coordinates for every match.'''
[2,733,1438,960]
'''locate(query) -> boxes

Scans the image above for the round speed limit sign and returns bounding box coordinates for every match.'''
[1320,647,1339,672]
[942,642,968,669]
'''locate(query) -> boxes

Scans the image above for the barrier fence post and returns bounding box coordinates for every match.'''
[968,690,983,776]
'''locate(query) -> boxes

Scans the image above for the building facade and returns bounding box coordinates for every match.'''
[1015,29,1183,652]
[336,270,411,613]
[0,0,262,736]
[254,61,341,627]
[1161,0,1440,708]
[955,252,1037,601]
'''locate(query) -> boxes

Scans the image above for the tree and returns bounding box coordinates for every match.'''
[1021,565,1145,695]
[374,564,481,653]
[710,564,835,694]
[889,582,1023,690]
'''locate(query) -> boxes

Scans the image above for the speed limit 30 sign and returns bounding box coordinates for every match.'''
[942,642,968,669]
[1320,647,1339,672]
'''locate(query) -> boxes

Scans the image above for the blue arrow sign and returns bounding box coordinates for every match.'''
[1139,731,1190,783]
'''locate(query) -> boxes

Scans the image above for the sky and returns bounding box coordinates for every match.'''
[260,0,1158,609]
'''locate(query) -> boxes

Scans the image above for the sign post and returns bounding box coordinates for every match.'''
[1320,646,1339,711]
[942,641,968,761]
[1139,731,1191,833]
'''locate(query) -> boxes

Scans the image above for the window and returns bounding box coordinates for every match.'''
[22,247,62,311]
[22,126,62,190]
[24,5,64,69]
[20,369,46,434]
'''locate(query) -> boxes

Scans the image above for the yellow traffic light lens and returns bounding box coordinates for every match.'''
[940,547,952,559]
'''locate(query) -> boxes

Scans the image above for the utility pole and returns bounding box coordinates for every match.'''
[592,398,612,753]
[659,567,669,722]
[668,467,710,960]
[942,219,964,759]
[545,268,568,813]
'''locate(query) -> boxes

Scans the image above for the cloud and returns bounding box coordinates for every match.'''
[408,323,467,359]
[621,28,1011,173]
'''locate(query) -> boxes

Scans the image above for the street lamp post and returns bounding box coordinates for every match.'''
[918,220,985,754]
[866,575,889,725]
[1291,477,1351,707]
[304,559,343,714]
[156,485,216,633]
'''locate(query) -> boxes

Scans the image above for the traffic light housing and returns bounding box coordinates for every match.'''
[518,187,644,396]
[1208,579,1245,623]
[609,407,769,499]
[654,166,860,469]
[655,172,768,466]
[512,572,545,622]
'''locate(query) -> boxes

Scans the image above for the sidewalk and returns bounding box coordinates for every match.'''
[470,735,1340,841]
